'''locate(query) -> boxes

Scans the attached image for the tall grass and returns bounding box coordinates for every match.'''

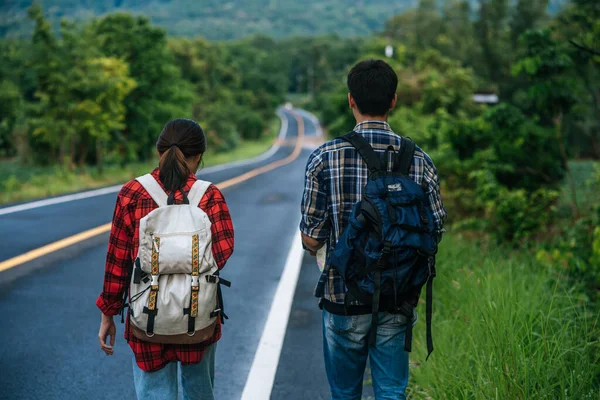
[407,235,600,400]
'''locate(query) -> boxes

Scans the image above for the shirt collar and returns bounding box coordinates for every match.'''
[353,120,392,133]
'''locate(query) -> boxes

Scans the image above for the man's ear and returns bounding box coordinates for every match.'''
[390,94,398,111]
[348,93,355,110]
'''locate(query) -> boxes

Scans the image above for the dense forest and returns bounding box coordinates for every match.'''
[0,0,599,397]
[1,0,567,39]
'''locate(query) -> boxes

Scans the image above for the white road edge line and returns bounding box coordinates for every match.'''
[295,109,323,138]
[0,109,290,216]
[241,229,304,400]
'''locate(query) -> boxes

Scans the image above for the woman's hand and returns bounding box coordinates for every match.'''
[98,313,116,356]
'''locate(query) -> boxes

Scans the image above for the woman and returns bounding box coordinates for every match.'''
[96,119,234,399]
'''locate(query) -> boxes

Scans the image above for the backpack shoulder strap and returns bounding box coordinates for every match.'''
[136,174,168,207]
[395,137,416,176]
[341,131,381,173]
[187,180,212,206]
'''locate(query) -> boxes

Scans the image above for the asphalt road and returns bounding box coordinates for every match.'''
[0,108,337,400]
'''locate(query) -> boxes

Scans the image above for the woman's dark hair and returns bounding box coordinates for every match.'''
[347,59,398,116]
[156,118,206,191]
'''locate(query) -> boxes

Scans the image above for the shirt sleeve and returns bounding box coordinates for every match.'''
[201,185,234,270]
[96,192,134,316]
[300,148,330,241]
[422,153,447,236]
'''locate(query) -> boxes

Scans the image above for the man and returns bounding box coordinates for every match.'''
[300,59,446,399]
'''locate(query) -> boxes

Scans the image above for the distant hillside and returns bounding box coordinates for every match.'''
[0,0,568,40]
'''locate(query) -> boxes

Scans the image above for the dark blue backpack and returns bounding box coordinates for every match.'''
[328,131,438,358]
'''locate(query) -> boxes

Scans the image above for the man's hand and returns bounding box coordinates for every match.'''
[98,313,116,356]
[301,233,324,256]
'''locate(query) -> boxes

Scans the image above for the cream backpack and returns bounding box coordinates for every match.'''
[127,173,230,343]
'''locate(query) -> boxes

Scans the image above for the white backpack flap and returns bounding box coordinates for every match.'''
[128,175,225,341]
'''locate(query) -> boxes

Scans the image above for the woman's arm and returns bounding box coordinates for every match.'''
[96,192,134,355]
[201,184,234,269]
[96,194,134,315]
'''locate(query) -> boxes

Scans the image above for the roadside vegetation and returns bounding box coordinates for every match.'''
[0,118,279,204]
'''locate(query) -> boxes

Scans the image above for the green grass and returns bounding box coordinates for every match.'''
[0,119,280,205]
[404,235,600,400]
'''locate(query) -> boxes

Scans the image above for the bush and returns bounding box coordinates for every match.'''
[537,204,600,300]
[485,104,565,191]
[487,187,559,243]
[236,109,266,140]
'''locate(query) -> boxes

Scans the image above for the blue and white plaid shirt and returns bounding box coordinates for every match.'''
[300,121,447,304]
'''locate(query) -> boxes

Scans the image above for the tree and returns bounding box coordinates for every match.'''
[93,13,193,161]
[554,0,600,158]
[27,4,135,167]
[475,0,512,91]
[512,29,580,216]
[0,80,24,158]
[510,0,550,46]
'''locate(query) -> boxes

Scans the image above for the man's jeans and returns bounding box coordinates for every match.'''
[323,309,413,400]
[132,343,216,400]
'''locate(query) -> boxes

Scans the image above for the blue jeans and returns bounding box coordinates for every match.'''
[132,343,216,400]
[322,309,414,400]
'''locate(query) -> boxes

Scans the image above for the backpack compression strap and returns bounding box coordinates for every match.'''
[342,131,382,174]
[136,174,168,207]
[395,137,416,176]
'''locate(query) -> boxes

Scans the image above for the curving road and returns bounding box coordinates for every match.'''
[0,108,337,400]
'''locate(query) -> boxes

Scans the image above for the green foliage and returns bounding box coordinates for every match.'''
[488,187,559,242]
[485,104,565,190]
[0,118,279,204]
[0,80,24,157]
[25,7,138,167]
[537,163,600,299]
[167,35,287,151]
[0,0,421,40]
[0,4,288,168]
[93,13,193,161]
[512,29,577,123]
[414,50,478,115]
[407,235,600,399]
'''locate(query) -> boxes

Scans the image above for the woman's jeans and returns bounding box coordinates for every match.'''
[132,343,216,400]
[322,309,413,400]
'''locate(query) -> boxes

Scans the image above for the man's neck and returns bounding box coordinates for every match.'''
[354,114,388,125]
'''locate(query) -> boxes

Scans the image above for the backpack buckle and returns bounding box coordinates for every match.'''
[191,275,200,288]
[382,241,392,254]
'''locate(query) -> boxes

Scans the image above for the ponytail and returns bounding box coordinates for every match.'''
[156,118,207,192]
[158,145,191,192]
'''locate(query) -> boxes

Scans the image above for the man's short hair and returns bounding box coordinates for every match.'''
[347,59,398,116]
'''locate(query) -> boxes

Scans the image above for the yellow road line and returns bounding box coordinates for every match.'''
[0,223,113,273]
[217,113,304,189]
[0,112,306,273]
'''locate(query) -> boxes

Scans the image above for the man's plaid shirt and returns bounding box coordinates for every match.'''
[300,121,446,305]
[96,168,234,372]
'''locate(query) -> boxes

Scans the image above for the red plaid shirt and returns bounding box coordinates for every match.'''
[96,168,234,372]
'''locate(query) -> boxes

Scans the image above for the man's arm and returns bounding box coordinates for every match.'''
[423,153,447,241]
[300,148,330,256]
